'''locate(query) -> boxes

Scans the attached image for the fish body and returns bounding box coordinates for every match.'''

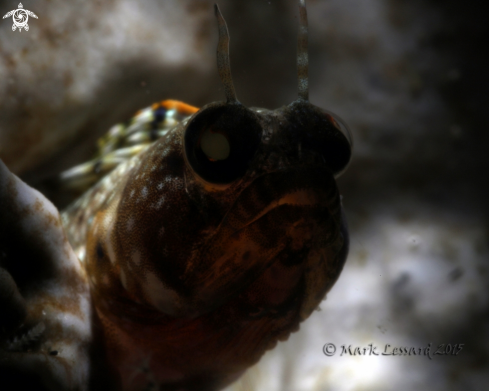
[59,2,353,390]
[61,97,350,390]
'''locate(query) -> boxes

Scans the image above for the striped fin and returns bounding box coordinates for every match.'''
[58,100,198,194]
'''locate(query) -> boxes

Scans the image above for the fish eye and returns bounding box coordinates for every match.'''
[284,100,352,177]
[184,103,262,184]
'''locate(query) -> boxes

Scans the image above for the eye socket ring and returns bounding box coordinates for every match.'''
[284,100,352,177]
[320,109,353,177]
[184,103,262,184]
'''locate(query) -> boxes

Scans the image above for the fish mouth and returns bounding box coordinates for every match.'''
[217,166,340,234]
[177,166,342,317]
[230,187,331,232]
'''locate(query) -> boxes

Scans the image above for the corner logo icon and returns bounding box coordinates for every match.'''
[3,3,38,32]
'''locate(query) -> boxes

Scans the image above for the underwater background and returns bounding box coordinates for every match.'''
[0,0,487,390]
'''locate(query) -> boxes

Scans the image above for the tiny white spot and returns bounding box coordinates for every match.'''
[126,217,134,232]
[77,247,86,263]
[157,182,164,191]
[153,196,165,210]
[141,186,148,199]
[158,226,165,237]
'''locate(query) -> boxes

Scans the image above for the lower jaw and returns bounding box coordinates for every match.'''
[96,285,301,391]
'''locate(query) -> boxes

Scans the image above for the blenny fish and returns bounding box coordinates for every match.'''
[0,1,351,390]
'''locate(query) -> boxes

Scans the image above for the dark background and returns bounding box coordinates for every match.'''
[1,0,487,390]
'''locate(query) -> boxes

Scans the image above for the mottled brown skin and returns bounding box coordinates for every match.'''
[70,98,350,390]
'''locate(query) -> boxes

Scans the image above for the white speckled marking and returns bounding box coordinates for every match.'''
[153,196,165,210]
[141,186,148,199]
[126,217,134,232]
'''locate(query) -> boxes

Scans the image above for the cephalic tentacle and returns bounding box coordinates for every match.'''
[214,4,238,103]
[297,0,309,101]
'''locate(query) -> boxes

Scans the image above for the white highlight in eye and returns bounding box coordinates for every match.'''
[201,129,230,161]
